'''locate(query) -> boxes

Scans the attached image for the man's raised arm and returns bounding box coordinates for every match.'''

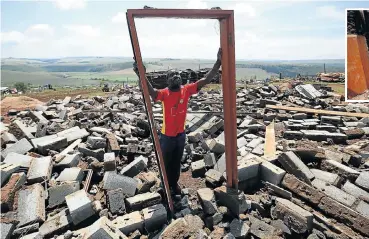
[196,48,222,91]
[133,61,158,100]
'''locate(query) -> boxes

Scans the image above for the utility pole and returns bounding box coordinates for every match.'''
[324,63,326,74]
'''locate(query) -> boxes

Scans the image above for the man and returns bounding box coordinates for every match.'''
[133,48,222,195]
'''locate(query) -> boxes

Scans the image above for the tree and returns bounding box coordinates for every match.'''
[14,82,27,93]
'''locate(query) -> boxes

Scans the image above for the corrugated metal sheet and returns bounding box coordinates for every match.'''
[295,84,323,99]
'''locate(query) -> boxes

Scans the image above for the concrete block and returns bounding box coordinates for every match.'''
[103,152,116,171]
[230,219,250,238]
[27,156,52,184]
[86,136,107,150]
[237,137,248,149]
[36,136,68,155]
[197,188,218,215]
[281,174,325,205]
[11,120,35,139]
[205,169,224,187]
[205,213,222,229]
[57,126,89,143]
[342,181,369,200]
[312,179,357,207]
[249,216,279,238]
[65,190,95,225]
[237,158,260,182]
[278,151,314,184]
[113,211,144,235]
[103,172,138,197]
[318,196,369,236]
[84,216,127,239]
[126,192,161,211]
[0,163,20,186]
[355,172,369,191]
[1,222,16,239]
[188,131,202,143]
[121,156,147,177]
[265,181,292,199]
[204,153,217,168]
[12,223,39,237]
[191,160,206,178]
[29,111,48,124]
[321,159,360,181]
[78,143,105,161]
[1,132,17,144]
[301,130,347,143]
[135,172,158,194]
[57,153,81,168]
[106,133,120,154]
[48,182,80,208]
[271,197,313,234]
[143,204,167,232]
[17,183,46,227]
[251,143,264,156]
[283,131,304,140]
[39,209,72,237]
[207,139,225,154]
[107,189,126,214]
[310,169,341,187]
[355,200,369,218]
[324,150,344,163]
[260,161,286,185]
[160,218,190,239]
[1,138,33,159]
[213,153,226,174]
[214,186,249,216]
[247,138,263,149]
[56,167,84,183]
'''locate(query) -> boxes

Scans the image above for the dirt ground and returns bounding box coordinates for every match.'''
[179,171,206,195]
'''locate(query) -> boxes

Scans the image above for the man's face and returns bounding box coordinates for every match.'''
[167,71,182,92]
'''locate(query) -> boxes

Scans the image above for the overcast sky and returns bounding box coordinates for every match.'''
[1,0,369,60]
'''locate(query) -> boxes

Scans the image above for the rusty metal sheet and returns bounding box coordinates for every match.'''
[347,35,369,98]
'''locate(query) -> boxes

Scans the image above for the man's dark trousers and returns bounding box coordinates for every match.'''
[159,132,186,191]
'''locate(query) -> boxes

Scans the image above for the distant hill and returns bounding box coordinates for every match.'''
[0,57,345,87]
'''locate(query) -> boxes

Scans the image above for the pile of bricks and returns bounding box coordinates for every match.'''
[1,82,369,238]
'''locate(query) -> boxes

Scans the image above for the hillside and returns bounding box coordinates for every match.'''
[0,57,345,87]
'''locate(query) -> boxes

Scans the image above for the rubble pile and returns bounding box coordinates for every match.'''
[1,82,369,239]
[146,68,221,89]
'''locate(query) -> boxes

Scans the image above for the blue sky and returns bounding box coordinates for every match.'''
[1,0,369,60]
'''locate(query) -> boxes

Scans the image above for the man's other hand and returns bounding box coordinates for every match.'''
[217,48,222,63]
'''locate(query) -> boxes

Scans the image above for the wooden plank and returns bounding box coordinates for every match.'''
[264,120,276,158]
[266,104,369,118]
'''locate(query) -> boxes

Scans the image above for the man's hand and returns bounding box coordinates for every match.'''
[133,58,146,76]
[216,47,222,63]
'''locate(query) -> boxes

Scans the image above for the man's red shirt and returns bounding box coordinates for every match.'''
[155,82,198,137]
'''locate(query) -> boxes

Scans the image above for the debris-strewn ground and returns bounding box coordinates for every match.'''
[1,81,369,239]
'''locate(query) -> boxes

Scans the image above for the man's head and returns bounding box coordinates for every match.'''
[167,70,182,92]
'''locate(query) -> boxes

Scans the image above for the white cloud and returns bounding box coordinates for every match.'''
[112,12,126,23]
[1,31,24,43]
[231,3,257,18]
[186,0,208,9]
[64,25,101,37]
[25,24,54,36]
[316,5,344,21]
[54,0,86,10]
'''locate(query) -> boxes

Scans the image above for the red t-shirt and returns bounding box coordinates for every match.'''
[155,82,198,136]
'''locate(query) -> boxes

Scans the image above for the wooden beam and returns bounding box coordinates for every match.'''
[266,104,369,118]
[264,120,276,158]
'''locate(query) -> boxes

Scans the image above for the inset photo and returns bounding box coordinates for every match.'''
[346,9,369,101]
